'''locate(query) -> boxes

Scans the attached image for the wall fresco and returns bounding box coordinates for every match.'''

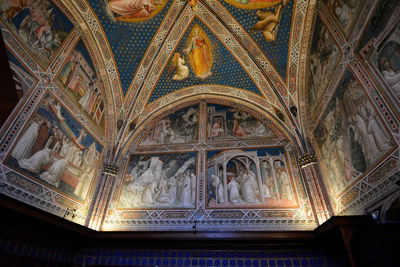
[326,0,364,38]
[139,105,199,146]
[55,39,105,130]
[117,152,197,209]
[206,147,298,209]
[5,47,37,98]
[313,70,395,197]
[0,0,74,69]
[307,15,341,114]
[207,104,276,141]
[4,92,103,202]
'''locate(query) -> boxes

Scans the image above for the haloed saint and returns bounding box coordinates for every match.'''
[184,27,212,79]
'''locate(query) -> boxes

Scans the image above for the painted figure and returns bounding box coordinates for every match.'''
[184,28,212,79]
[252,0,289,42]
[109,0,159,18]
[11,117,42,160]
[171,53,189,81]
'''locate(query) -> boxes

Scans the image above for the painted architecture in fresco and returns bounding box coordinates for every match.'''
[118,152,197,209]
[0,0,73,68]
[4,93,102,201]
[55,40,105,129]
[313,70,395,196]
[206,148,298,209]
[307,16,341,114]
[140,105,198,145]
[207,104,275,140]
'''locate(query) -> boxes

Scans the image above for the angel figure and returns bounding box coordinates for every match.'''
[171,53,189,81]
[252,0,290,42]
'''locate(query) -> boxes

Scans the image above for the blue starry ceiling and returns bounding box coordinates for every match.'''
[86,0,173,96]
[148,18,263,103]
[217,0,294,81]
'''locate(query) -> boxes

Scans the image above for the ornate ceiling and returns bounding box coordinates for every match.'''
[67,0,310,153]
[1,0,399,232]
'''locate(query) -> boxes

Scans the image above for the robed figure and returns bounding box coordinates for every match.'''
[184,27,212,79]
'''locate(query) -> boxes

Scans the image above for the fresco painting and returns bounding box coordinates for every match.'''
[0,0,73,68]
[207,104,275,141]
[377,21,400,101]
[118,152,197,209]
[5,47,36,98]
[106,0,168,22]
[206,148,298,209]
[140,105,198,145]
[5,92,103,202]
[313,71,394,196]
[307,16,341,114]
[327,0,363,37]
[55,39,105,129]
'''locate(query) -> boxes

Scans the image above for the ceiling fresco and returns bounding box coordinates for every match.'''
[1,0,399,232]
[149,18,263,103]
[217,0,295,82]
[86,0,174,96]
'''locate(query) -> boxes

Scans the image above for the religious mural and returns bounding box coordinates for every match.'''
[170,25,212,81]
[357,0,400,104]
[4,92,103,202]
[376,21,400,101]
[5,47,37,98]
[307,15,341,114]
[149,19,263,103]
[206,148,298,209]
[55,39,105,129]
[207,104,275,140]
[118,152,197,209]
[313,70,395,197]
[223,0,290,43]
[106,0,168,22]
[0,0,74,68]
[139,105,198,145]
[326,0,364,37]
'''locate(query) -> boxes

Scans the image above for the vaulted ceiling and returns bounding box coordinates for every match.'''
[72,0,311,156]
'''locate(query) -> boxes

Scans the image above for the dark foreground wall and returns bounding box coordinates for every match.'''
[0,194,399,267]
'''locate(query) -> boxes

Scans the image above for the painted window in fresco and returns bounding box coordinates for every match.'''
[326,0,364,38]
[139,105,199,145]
[117,152,197,209]
[0,0,74,68]
[307,15,341,115]
[4,92,103,202]
[206,148,298,209]
[55,39,105,130]
[313,70,395,197]
[207,104,276,141]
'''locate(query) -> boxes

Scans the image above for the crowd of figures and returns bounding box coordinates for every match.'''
[315,72,393,195]
[119,154,196,209]
[207,151,295,208]
[7,96,100,200]
[140,107,198,145]
[0,0,69,61]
